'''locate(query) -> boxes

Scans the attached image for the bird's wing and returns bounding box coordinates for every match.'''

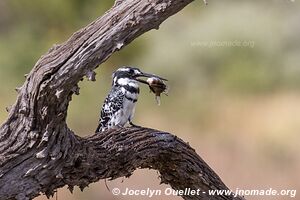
[96,86,125,132]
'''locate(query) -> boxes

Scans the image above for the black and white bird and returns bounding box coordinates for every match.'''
[95,66,166,132]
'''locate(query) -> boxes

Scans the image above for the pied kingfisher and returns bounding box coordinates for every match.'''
[95,66,166,132]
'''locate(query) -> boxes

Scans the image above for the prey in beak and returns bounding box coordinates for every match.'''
[134,71,168,105]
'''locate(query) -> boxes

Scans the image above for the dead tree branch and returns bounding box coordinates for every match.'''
[0,0,245,200]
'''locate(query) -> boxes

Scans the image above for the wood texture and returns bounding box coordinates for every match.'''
[0,0,245,199]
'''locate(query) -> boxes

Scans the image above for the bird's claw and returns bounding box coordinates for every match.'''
[129,121,141,128]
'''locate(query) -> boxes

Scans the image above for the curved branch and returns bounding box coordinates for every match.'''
[0,0,246,200]
[64,127,244,200]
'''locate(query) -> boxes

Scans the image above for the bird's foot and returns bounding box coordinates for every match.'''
[129,121,141,128]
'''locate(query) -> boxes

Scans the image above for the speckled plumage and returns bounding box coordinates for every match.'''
[95,67,140,132]
[96,66,167,133]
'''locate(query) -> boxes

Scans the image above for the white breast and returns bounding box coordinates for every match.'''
[109,85,139,128]
[123,96,137,121]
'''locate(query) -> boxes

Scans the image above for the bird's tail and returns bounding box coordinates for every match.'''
[95,124,102,133]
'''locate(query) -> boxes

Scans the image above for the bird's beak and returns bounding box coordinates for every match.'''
[135,72,167,84]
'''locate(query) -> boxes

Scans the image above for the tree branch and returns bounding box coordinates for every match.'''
[64,127,244,200]
[0,0,245,200]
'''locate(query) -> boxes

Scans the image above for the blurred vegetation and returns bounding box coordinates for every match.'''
[0,1,300,200]
[0,1,299,93]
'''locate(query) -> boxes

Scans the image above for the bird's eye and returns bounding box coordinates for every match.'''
[129,69,134,74]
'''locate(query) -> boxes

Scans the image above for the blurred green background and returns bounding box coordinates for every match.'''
[0,1,299,200]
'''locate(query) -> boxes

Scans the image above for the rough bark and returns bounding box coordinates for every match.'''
[0,0,245,200]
